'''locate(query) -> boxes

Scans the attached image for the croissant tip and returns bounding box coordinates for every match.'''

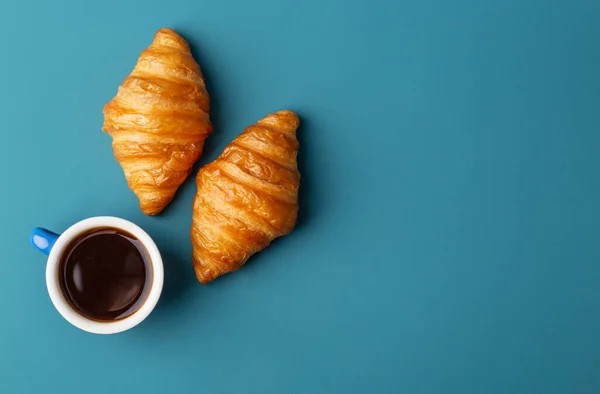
[138,192,174,216]
[194,264,218,284]
[275,110,299,123]
[273,109,298,118]
[152,28,189,50]
[155,27,179,36]
[141,206,163,216]
[258,110,300,134]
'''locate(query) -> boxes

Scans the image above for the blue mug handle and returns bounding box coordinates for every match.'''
[30,227,60,255]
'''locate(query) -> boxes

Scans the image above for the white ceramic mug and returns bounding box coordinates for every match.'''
[29,216,164,334]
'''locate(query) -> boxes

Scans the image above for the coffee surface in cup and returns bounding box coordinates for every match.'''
[59,227,152,321]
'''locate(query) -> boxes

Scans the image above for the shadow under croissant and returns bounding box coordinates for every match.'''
[155,30,229,217]
[293,111,314,230]
[183,34,227,163]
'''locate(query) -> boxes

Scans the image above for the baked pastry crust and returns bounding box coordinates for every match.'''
[103,28,212,215]
[191,110,300,283]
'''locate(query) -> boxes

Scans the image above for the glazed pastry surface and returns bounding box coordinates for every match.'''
[103,28,212,215]
[191,110,300,283]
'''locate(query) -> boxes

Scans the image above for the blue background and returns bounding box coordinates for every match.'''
[1,0,599,393]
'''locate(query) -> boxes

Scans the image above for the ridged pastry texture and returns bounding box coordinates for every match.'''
[103,28,212,215]
[191,110,300,283]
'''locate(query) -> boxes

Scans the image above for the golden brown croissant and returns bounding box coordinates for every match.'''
[191,110,300,283]
[103,28,212,215]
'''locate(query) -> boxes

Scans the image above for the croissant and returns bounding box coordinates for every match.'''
[103,28,212,215]
[191,110,300,283]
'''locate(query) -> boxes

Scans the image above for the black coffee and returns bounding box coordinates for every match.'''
[59,227,152,322]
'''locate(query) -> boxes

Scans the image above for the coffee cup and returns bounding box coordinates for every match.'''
[29,216,164,334]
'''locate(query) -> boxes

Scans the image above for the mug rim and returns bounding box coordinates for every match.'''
[46,216,164,334]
